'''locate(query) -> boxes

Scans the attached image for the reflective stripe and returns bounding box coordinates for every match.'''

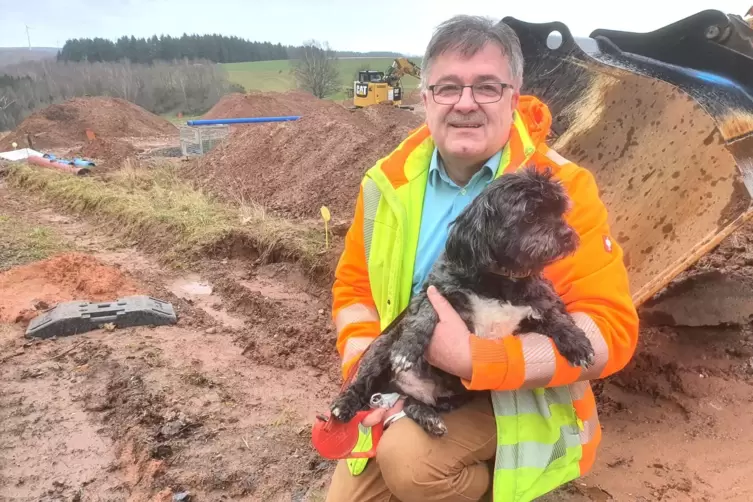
[341,336,374,366]
[345,425,373,476]
[362,178,381,263]
[514,112,537,158]
[571,312,610,379]
[520,334,556,388]
[568,381,590,401]
[493,443,582,502]
[518,313,608,387]
[492,386,573,418]
[580,408,600,444]
[545,148,570,166]
[495,428,582,470]
[335,303,379,333]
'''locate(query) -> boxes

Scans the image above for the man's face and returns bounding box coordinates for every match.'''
[422,43,520,163]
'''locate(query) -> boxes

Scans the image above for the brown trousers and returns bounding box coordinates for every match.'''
[324,393,497,502]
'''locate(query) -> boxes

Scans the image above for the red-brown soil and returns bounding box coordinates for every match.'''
[76,137,140,168]
[196,101,423,220]
[2,97,177,151]
[201,90,337,119]
[401,88,423,105]
[0,252,145,324]
[0,183,337,501]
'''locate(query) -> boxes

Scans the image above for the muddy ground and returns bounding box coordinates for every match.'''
[2,167,753,501]
[0,179,338,501]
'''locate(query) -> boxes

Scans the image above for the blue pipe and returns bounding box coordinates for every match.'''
[187,116,301,126]
[72,158,96,167]
[43,153,95,167]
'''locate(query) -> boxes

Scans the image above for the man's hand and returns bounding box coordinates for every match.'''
[424,285,473,381]
[361,397,405,427]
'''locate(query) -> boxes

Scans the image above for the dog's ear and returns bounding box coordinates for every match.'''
[521,165,569,214]
[513,165,579,267]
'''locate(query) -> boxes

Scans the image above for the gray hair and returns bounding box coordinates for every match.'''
[420,15,524,91]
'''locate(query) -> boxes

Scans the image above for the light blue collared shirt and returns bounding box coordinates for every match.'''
[411,148,503,296]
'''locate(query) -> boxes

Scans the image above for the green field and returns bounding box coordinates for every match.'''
[222,57,422,100]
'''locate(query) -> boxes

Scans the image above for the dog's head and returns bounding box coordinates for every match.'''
[445,165,579,276]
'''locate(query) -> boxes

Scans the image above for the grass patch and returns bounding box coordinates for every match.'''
[0,214,70,271]
[222,57,422,101]
[162,113,203,126]
[5,161,332,274]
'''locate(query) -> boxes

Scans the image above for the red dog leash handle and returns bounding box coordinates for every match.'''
[311,410,384,460]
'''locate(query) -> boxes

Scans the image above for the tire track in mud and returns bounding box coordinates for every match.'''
[0,182,340,501]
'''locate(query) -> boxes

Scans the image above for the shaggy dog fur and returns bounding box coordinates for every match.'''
[329,166,595,436]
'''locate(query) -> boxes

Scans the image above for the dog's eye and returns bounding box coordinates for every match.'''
[524,214,536,224]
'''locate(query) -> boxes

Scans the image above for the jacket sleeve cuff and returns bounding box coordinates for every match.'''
[462,334,510,390]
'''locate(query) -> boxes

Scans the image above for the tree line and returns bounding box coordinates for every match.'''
[0,59,244,131]
[57,34,402,65]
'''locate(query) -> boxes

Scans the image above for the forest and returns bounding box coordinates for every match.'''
[56,34,401,65]
[1,32,403,131]
[0,59,243,131]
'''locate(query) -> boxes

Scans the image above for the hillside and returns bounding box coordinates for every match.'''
[223,57,423,100]
[0,47,58,68]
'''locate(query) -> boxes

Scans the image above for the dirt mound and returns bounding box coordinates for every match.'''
[0,252,145,324]
[690,219,753,276]
[76,137,140,167]
[202,90,335,120]
[2,97,177,151]
[197,103,423,220]
[578,321,753,501]
[401,88,423,105]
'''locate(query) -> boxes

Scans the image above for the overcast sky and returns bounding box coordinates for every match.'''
[0,0,749,54]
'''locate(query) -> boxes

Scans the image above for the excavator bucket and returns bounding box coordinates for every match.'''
[503,10,753,308]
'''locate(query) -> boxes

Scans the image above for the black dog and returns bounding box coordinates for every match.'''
[329,166,595,436]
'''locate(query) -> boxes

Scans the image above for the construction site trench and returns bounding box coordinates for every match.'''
[1,93,753,502]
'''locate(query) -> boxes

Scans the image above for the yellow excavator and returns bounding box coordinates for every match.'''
[350,57,421,108]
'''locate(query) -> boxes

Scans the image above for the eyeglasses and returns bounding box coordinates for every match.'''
[427,82,513,105]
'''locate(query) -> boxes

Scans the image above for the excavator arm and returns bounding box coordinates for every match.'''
[502,9,753,307]
[385,57,421,87]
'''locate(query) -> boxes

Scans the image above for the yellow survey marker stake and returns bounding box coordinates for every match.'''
[320,205,331,249]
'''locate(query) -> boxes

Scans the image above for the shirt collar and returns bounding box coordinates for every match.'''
[428,148,503,188]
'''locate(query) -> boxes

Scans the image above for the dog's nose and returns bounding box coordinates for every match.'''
[560,227,578,245]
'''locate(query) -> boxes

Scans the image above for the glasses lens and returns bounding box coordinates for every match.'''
[432,84,462,104]
[472,83,503,103]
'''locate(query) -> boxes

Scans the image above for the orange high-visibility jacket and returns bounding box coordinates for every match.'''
[332,95,639,478]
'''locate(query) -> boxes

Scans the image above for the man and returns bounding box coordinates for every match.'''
[326,14,639,502]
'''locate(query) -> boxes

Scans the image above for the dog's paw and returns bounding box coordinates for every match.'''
[404,402,447,437]
[556,334,595,369]
[405,408,447,437]
[420,415,448,437]
[329,393,360,423]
